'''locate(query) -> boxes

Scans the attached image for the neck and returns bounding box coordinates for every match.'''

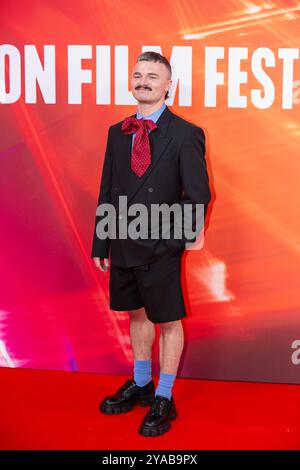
[137,100,165,117]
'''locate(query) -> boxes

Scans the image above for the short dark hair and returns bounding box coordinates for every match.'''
[136,51,172,100]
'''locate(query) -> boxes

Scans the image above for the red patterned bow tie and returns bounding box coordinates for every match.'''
[121,116,158,177]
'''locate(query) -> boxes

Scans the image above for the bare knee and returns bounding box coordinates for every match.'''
[160,319,183,332]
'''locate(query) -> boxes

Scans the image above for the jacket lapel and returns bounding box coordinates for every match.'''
[121,106,174,205]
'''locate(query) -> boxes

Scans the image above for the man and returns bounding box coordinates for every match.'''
[91,51,211,437]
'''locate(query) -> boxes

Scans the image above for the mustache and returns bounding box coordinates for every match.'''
[135,86,152,91]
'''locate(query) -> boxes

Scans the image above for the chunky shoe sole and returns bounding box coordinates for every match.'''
[100,394,155,415]
[138,409,178,437]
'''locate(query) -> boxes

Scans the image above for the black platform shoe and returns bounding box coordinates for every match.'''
[138,395,177,437]
[99,379,155,414]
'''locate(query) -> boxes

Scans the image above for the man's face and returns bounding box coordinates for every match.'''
[131,60,172,104]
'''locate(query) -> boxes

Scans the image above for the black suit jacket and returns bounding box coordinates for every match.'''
[91,105,211,267]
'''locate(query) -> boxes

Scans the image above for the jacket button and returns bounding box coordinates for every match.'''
[148,187,154,192]
[118,215,123,220]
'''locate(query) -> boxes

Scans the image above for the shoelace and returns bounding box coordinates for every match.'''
[151,397,170,416]
[117,379,133,394]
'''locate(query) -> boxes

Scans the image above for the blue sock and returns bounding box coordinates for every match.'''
[133,359,152,387]
[155,372,176,400]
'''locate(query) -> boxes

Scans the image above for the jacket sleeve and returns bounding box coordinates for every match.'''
[164,126,211,255]
[91,126,113,259]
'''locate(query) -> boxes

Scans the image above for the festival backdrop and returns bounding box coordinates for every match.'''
[1,0,300,383]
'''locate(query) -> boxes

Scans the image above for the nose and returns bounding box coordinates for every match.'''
[139,76,149,87]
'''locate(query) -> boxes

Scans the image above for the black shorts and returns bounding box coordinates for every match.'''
[109,250,187,324]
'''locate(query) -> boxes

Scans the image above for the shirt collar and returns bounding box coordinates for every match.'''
[136,102,166,123]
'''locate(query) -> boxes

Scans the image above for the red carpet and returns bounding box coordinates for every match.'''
[0,367,299,450]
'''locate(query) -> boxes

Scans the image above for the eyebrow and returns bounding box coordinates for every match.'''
[133,72,159,77]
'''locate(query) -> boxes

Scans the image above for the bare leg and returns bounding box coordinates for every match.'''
[159,320,184,374]
[129,307,155,360]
